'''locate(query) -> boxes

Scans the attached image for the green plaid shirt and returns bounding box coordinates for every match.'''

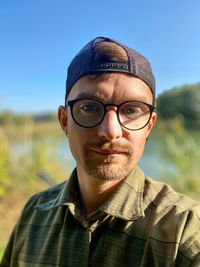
[1,166,200,267]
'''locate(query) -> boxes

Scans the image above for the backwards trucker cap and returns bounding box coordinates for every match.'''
[65,37,155,102]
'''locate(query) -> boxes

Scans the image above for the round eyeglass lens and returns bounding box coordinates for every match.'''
[119,101,151,130]
[72,99,104,127]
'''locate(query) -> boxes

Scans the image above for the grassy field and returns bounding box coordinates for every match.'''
[0,118,200,260]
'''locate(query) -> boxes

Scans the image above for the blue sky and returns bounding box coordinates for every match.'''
[0,0,200,113]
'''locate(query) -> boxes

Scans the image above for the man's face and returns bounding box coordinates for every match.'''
[59,73,156,181]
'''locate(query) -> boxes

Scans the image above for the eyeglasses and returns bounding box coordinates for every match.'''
[67,98,155,131]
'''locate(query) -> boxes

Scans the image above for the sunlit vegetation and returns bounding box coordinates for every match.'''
[157,119,200,201]
[156,82,200,128]
[0,120,69,259]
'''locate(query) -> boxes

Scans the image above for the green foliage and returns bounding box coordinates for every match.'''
[160,119,200,200]
[0,133,11,197]
[0,121,69,197]
[0,123,70,259]
[33,112,57,122]
[11,139,68,194]
[0,111,28,126]
[157,82,200,128]
[0,110,57,126]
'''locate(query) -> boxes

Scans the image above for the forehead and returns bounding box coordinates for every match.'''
[67,73,153,104]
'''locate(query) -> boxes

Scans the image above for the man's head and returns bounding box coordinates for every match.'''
[59,37,157,181]
[65,36,155,105]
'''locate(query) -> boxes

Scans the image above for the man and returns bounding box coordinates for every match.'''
[1,37,200,266]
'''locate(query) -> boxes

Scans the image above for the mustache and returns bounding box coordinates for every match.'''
[86,140,132,154]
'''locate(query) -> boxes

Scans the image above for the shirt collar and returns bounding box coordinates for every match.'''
[99,166,145,220]
[36,166,145,221]
[35,168,79,211]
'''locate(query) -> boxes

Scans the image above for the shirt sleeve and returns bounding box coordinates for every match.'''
[0,194,38,267]
[191,253,200,267]
[0,228,15,266]
[178,208,200,266]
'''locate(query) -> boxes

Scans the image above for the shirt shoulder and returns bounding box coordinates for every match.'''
[143,176,200,263]
[18,179,68,224]
[144,176,200,213]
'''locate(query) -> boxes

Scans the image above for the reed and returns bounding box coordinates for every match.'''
[0,121,70,259]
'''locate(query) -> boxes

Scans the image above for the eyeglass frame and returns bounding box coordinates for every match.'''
[66,97,156,131]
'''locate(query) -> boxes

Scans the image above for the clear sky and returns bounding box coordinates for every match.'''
[0,0,200,113]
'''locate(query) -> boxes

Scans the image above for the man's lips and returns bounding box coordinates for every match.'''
[90,149,127,156]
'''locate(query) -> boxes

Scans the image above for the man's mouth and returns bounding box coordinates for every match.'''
[90,149,127,156]
[87,141,131,157]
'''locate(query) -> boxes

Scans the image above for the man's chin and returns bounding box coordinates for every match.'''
[85,161,131,181]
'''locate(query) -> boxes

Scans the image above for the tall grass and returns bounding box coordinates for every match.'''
[0,121,71,259]
[158,119,200,201]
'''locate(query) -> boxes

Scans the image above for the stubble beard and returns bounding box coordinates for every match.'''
[83,143,135,181]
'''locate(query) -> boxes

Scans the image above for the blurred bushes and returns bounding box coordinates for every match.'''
[0,121,70,259]
[0,111,28,126]
[0,132,11,197]
[156,82,200,128]
[159,118,200,201]
[0,123,68,198]
[0,111,57,125]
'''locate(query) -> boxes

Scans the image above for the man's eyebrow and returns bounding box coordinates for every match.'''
[135,96,153,104]
[75,92,105,100]
[75,93,95,98]
[74,93,153,104]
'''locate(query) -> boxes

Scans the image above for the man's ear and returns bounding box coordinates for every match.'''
[58,106,68,135]
[145,112,157,142]
[147,111,157,133]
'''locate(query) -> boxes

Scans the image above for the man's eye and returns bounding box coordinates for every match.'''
[80,103,99,113]
[83,105,96,111]
[121,106,140,115]
[123,107,137,114]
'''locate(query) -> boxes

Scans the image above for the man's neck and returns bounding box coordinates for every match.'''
[76,167,125,215]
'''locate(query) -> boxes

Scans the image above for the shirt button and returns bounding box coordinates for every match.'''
[82,220,88,228]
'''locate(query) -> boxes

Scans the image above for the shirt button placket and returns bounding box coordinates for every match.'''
[82,219,88,228]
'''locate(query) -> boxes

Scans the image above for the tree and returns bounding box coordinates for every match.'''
[156,83,200,128]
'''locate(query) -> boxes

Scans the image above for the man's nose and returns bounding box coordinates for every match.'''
[97,108,123,140]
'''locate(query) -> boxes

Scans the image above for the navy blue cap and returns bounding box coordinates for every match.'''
[65,37,155,102]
